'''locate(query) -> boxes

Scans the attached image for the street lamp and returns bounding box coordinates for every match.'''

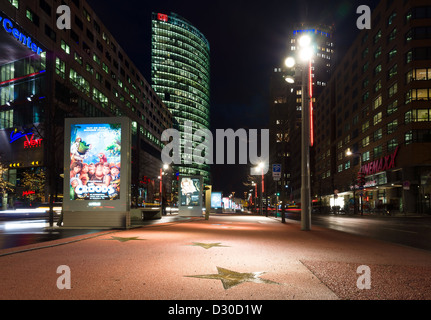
[346,148,363,216]
[251,182,257,213]
[160,164,170,215]
[254,162,265,216]
[285,34,314,231]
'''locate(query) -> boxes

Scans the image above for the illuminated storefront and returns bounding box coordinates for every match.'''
[0,11,47,207]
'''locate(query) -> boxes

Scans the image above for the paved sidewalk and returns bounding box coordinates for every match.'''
[1,214,431,301]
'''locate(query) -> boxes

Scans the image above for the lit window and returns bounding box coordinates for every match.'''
[55,57,65,79]
[8,0,18,9]
[388,83,398,98]
[373,112,382,125]
[61,40,70,54]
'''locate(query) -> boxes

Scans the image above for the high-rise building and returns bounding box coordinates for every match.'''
[151,12,211,185]
[269,23,335,207]
[0,0,172,209]
[315,0,431,214]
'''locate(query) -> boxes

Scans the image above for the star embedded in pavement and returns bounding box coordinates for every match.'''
[107,236,145,242]
[190,242,229,249]
[186,267,280,290]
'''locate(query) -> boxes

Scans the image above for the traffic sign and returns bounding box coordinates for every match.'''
[272,164,281,181]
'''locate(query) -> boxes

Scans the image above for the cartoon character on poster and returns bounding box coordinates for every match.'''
[69,124,122,201]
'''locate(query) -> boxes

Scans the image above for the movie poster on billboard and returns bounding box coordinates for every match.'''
[211,192,222,208]
[180,176,201,207]
[69,123,121,201]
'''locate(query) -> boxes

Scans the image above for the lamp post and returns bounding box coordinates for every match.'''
[160,163,169,215]
[346,148,363,216]
[285,34,314,231]
[254,162,265,215]
[251,182,257,213]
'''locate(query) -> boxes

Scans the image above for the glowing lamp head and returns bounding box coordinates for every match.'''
[285,76,295,84]
[285,57,296,68]
[346,148,353,156]
[298,35,312,48]
[299,47,313,61]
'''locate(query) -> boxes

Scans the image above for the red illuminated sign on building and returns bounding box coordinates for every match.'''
[361,146,399,176]
[24,134,43,148]
[22,190,35,197]
[157,13,168,22]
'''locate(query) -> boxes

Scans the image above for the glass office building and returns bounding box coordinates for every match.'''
[151,12,211,185]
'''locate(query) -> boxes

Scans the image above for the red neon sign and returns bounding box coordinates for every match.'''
[361,146,399,176]
[157,13,168,22]
[22,190,35,197]
[24,134,43,148]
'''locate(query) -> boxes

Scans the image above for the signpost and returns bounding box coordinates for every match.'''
[272,164,281,181]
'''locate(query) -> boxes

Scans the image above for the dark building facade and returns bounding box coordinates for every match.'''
[315,0,431,214]
[0,0,172,209]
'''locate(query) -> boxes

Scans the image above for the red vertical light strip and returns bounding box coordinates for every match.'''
[309,60,314,147]
[160,168,163,196]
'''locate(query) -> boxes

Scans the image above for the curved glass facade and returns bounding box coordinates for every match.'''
[151,12,211,184]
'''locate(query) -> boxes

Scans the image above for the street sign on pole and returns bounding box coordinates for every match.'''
[272,164,281,181]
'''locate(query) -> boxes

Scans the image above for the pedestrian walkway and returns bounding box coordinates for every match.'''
[1,213,431,302]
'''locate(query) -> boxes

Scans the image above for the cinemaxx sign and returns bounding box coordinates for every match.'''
[361,146,399,176]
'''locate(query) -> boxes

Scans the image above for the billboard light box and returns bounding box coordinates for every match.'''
[63,117,131,228]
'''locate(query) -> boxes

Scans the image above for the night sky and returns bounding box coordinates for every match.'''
[86,0,380,196]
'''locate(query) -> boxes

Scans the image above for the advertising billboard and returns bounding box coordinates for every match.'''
[63,117,131,228]
[69,123,121,201]
[211,192,222,208]
[178,175,203,217]
[180,176,201,207]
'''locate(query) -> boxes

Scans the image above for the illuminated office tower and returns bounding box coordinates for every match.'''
[151,12,211,185]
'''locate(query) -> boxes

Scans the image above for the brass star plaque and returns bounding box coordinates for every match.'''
[190,242,229,249]
[186,267,280,290]
[107,236,145,242]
